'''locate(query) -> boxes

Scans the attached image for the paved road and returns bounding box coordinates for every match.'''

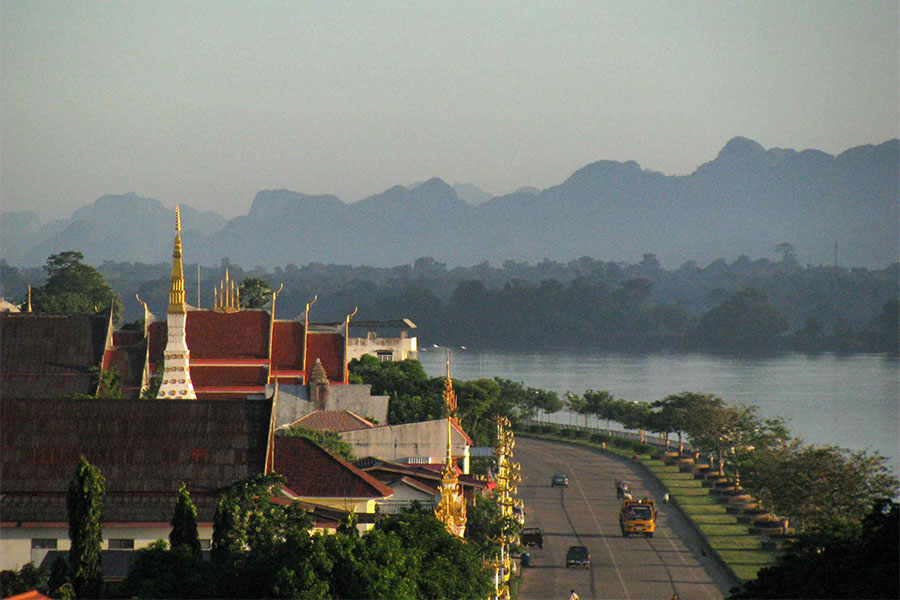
[515,437,738,600]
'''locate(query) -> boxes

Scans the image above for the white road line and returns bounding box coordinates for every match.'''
[574,475,631,600]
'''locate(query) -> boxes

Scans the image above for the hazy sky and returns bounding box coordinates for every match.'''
[2,1,898,219]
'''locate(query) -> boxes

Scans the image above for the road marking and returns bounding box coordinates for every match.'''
[574,475,631,600]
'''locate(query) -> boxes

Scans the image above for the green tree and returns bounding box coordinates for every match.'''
[739,445,898,532]
[692,287,789,352]
[240,277,272,309]
[676,392,746,474]
[66,456,105,599]
[650,393,693,451]
[375,506,493,600]
[731,500,899,599]
[583,390,620,434]
[0,562,49,598]
[879,299,899,352]
[31,251,123,320]
[464,495,515,559]
[170,484,201,555]
[117,540,207,599]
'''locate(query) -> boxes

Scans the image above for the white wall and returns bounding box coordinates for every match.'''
[0,524,214,571]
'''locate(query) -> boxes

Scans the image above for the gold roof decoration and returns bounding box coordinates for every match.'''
[167,206,187,314]
[434,349,466,537]
[213,269,241,313]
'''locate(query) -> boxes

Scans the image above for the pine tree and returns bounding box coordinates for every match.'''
[66,456,105,599]
[170,483,202,555]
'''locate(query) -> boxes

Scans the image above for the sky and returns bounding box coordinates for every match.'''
[2,1,898,220]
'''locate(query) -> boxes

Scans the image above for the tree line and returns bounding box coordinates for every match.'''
[2,251,897,353]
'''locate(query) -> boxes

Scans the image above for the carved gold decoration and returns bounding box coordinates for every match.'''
[434,349,466,537]
[213,269,241,312]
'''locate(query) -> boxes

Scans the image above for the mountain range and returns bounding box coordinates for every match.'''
[2,137,897,269]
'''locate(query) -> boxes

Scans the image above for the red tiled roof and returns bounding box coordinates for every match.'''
[191,365,268,388]
[1,397,274,523]
[305,333,345,383]
[0,312,111,398]
[290,410,376,432]
[271,321,304,370]
[148,310,270,364]
[274,436,393,499]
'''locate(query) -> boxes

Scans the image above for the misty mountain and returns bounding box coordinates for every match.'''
[452,182,493,205]
[2,138,897,269]
[3,193,228,267]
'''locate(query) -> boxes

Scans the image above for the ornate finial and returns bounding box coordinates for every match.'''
[443,349,457,414]
[213,269,240,312]
[168,207,186,314]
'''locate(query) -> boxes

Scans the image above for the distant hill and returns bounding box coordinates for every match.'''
[2,138,897,269]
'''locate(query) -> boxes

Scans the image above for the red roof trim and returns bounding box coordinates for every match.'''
[191,359,270,366]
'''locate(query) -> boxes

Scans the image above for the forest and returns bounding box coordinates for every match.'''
[2,250,897,354]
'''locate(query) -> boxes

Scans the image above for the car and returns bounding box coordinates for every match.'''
[565,545,590,568]
[520,527,543,549]
[551,473,569,487]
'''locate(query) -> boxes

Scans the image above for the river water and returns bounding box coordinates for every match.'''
[418,349,900,477]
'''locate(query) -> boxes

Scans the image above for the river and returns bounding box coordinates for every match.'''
[418,348,900,477]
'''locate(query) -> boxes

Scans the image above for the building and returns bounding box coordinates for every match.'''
[0,397,274,571]
[346,319,418,363]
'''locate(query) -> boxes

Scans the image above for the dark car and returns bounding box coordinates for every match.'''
[565,545,590,568]
[551,473,569,487]
[521,527,543,549]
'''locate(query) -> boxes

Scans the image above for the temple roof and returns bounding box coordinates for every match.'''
[147,311,347,385]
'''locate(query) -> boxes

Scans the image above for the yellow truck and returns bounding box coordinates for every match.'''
[619,498,656,538]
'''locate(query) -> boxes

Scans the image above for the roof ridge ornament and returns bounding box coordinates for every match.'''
[213,268,241,313]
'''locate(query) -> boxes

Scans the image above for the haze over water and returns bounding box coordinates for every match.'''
[419,349,900,477]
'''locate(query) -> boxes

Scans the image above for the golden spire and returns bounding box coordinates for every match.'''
[435,348,466,537]
[168,206,186,314]
[26,285,32,313]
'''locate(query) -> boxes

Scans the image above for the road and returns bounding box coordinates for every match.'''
[514,437,738,600]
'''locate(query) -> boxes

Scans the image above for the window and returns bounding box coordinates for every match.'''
[376,350,393,362]
[108,538,134,549]
[31,538,57,549]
